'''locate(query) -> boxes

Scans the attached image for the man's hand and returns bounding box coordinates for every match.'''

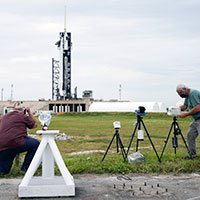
[25,107,31,113]
[178,104,200,118]
[178,112,188,118]
[180,104,187,111]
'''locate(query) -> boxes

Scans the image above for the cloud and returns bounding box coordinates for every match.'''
[0,0,200,105]
[9,56,49,63]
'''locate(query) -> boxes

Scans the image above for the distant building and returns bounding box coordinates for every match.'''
[89,101,166,112]
[82,90,93,99]
[0,100,166,115]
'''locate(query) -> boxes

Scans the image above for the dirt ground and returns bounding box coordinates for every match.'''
[1,173,200,200]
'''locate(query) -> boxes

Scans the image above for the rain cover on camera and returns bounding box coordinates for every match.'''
[167,106,181,116]
[38,112,52,126]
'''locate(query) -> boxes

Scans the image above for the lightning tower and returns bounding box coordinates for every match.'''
[52,7,72,100]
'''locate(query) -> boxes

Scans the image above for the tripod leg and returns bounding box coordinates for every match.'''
[126,123,138,158]
[174,146,176,154]
[101,133,116,162]
[136,139,139,152]
[117,134,127,162]
[160,122,174,161]
[141,120,161,162]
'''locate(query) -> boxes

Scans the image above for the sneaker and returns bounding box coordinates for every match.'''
[183,154,198,160]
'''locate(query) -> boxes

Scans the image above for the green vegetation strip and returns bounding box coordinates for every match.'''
[2,112,200,177]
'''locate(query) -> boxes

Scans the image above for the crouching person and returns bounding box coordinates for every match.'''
[0,106,39,174]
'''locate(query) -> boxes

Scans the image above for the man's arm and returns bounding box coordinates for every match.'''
[179,104,200,118]
[26,107,37,128]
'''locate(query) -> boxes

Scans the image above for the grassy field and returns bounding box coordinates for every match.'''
[2,112,200,177]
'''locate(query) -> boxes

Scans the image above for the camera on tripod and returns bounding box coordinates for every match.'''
[167,106,181,117]
[160,106,192,161]
[102,121,126,162]
[133,106,146,141]
[126,106,161,162]
[113,121,121,129]
[166,106,181,148]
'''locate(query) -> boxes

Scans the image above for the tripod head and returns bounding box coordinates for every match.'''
[170,116,181,135]
[136,112,146,116]
[173,116,177,121]
[135,106,146,121]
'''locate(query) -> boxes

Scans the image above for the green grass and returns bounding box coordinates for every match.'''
[2,112,200,177]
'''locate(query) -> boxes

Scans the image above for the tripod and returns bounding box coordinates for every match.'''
[126,113,161,162]
[160,116,192,161]
[101,129,126,162]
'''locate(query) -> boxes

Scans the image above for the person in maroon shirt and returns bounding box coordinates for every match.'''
[0,106,39,174]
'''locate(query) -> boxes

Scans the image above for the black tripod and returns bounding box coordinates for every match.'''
[101,128,126,162]
[160,116,192,161]
[126,114,161,162]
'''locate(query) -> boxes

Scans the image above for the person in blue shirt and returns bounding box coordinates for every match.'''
[176,84,200,159]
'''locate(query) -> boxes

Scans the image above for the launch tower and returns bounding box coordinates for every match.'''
[52,8,72,100]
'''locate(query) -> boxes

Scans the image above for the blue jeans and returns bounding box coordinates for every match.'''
[0,137,40,174]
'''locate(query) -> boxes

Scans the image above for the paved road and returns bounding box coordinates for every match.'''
[1,173,200,200]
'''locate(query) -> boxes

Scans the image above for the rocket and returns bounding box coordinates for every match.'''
[55,6,72,100]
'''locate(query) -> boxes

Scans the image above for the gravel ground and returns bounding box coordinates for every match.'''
[1,173,200,200]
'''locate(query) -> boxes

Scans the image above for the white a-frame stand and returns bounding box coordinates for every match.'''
[18,130,75,198]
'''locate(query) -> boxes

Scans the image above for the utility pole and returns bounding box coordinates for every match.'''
[11,84,13,101]
[119,84,122,101]
[1,88,3,101]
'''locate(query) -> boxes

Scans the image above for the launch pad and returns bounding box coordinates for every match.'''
[0,7,93,115]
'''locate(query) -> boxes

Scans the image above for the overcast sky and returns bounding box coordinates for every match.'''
[0,0,200,106]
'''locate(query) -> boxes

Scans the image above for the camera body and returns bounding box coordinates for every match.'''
[3,107,26,115]
[135,106,146,116]
[167,106,181,117]
[3,107,14,115]
[113,121,121,129]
